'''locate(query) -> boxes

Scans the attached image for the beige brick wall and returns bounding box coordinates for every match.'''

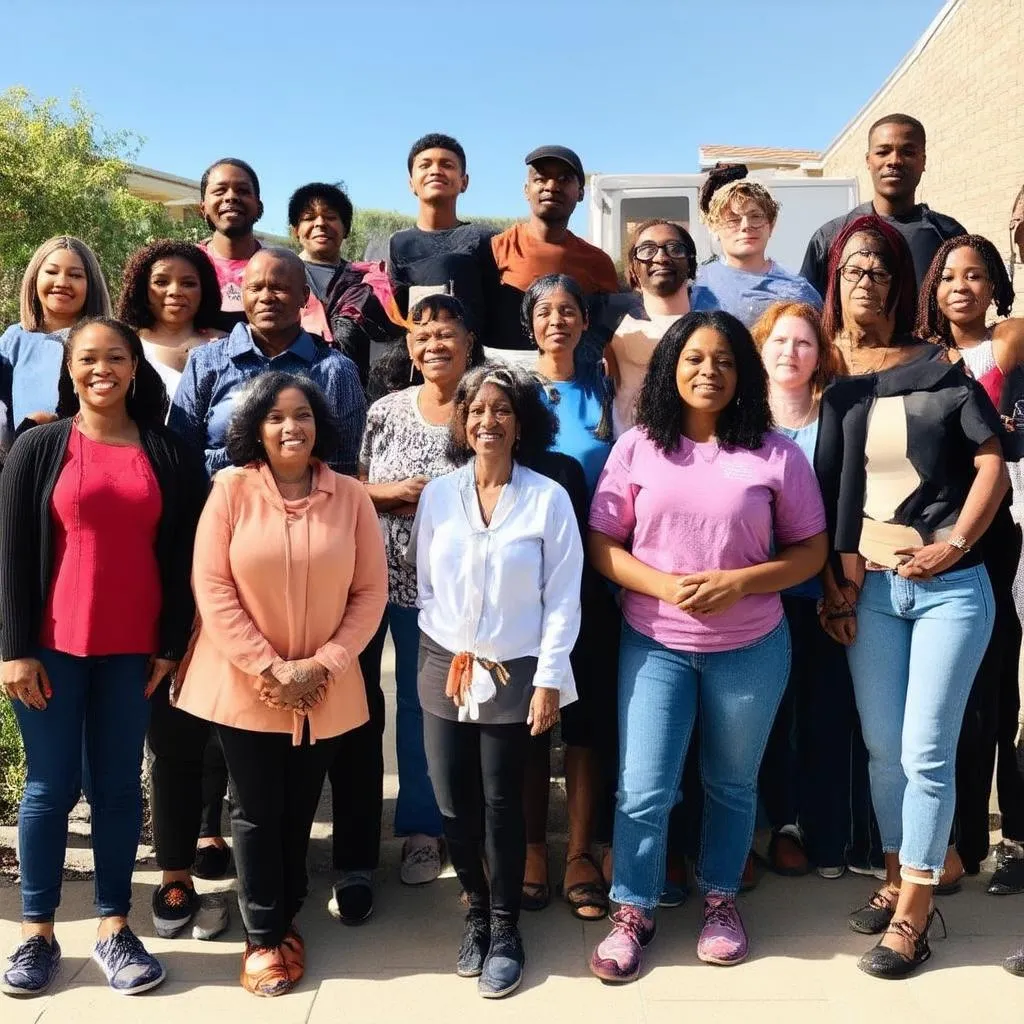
[822,0,1024,313]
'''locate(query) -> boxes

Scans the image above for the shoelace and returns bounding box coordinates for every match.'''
[9,936,51,971]
[612,906,651,941]
[853,885,898,914]
[703,900,739,932]
[101,928,150,973]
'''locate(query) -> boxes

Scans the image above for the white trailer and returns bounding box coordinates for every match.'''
[587,173,859,276]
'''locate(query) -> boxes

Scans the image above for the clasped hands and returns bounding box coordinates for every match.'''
[258,658,329,714]
[662,569,746,617]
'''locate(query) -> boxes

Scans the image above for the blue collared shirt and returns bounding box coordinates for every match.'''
[167,323,366,477]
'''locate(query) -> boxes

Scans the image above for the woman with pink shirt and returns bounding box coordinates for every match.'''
[587,310,827,980]
[174,371,387,997]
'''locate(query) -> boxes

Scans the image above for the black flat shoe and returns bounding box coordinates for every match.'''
[1003,944,1024,975]
[848,885,899,934]
[989,853,1024,895]
[858,908,945,979]
[456,911,490,978]
[193,843,231,880]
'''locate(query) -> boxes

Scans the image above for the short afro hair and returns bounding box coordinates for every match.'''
[116,240,222,331]
[287,182,354,234]
[224,371,342,467]
[200,157,260,199]
[447,364,557,467]
[407,133,466,174]
[635,310,772,453]
[868,113,925,148]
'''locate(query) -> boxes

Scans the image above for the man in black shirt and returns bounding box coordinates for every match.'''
[801,114,966,297]
[387,133,499,341]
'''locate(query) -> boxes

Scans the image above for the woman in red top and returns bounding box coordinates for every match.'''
[0,318,207,998]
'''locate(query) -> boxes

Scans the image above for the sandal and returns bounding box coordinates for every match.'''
[240,943,293,997]
[522,843,550,911]
[560,852,610,921]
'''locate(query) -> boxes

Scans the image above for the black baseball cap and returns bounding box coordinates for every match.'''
[525,145,585,186]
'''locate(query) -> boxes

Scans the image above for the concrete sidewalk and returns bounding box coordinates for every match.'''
[2,858,1022,1023]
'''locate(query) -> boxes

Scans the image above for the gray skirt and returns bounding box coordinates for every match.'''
[417,631,538,725]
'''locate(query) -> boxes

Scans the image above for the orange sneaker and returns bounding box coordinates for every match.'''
[280,926,305,984]
[240,943,293,997]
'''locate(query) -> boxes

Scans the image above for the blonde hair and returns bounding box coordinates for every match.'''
[750,301,837,399]
[19,236,111,331]
[702,180,779,230]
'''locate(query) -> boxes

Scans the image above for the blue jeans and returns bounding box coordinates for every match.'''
[612,620,791,909]
[14,649,150,921]
[388,604,442,837]
[847,565,994,878]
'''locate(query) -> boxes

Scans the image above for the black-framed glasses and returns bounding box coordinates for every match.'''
[839,264,893,287]
[632,241,691,263]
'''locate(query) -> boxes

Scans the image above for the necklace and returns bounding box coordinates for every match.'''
[840,341,894,376]
[771,394,818,430]
[692,439,721,464]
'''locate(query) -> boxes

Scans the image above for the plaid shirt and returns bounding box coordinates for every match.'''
[167,323,365,477]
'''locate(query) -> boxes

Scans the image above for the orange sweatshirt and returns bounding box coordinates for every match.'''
[175,460,388,744]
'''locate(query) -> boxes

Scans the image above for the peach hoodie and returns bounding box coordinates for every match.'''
[175,460,388,744]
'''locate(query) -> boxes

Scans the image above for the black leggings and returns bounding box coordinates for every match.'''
[423,712,529,923]
[216,723,340,947]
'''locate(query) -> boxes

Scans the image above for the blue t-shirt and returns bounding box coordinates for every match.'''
[776,420,822,600]
[542,378,611,498]
[0,324,65,432]
[693,260,822,328]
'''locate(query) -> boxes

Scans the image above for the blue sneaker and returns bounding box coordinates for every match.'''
[658,878,689,908]
[1,934,62,996]
[92,926,166,995]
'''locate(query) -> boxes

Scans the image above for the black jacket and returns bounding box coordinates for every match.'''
[0,418,208,662]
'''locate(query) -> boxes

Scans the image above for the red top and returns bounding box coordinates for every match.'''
[41,426,163,657]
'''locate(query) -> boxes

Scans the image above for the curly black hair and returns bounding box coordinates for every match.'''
[915,234,1015,347]
[447,364,558,467]
[287,182,354,234]
[116,240,222,332]
[224,371,341,467]
[56,317,169,426]
[366,294,485,403]
[635,310,772,453]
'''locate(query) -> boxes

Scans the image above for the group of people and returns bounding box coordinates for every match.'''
[2,111,1024,1002]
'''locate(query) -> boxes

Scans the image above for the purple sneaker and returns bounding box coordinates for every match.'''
[589,906,655,982]
[697,894,748,966]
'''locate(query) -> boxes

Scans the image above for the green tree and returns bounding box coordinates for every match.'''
[0,87,204,326]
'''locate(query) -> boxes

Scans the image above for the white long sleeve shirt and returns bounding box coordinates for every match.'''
[412,460,583,704]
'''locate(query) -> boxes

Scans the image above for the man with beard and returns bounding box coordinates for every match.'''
[606,220,704,437]
[489,146,619,357]
[800,114,966,295]
[199,158,264,332]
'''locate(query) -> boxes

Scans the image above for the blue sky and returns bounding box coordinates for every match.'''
[3,0,944,236]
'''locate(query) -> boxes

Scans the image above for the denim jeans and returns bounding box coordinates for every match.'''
[612,620,791,909]
[847,564,994,879]
[386,603,442,837]
[14,649,150,921]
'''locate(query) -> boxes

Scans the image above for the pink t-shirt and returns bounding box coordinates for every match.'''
[200,241,253,313]
[589,428,826,652]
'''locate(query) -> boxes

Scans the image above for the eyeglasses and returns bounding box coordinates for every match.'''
[839,264,893,287]
[632,241,691,262]
[719,214,769,231]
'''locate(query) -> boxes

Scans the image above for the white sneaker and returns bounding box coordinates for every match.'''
[191,893,229,940]
[848,864,888,881]
[816,865,846,880]
[400,835,442,886]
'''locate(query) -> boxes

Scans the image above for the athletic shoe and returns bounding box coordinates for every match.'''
[849,864,888,881]
[1,935,61,997]
[817,866,847,880]
[697,894,748,965]
[400,836,442,886]
[92,927,166,995]
[456,911,490,978]
[589,906,655,982]
[152,881,200,938]
[192,893,229,940]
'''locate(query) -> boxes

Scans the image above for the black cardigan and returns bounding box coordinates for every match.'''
[0,418,208,662]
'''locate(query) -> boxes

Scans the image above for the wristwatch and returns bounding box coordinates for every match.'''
[946,534,971,554]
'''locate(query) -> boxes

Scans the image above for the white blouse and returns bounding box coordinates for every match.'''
[411,460,583,704]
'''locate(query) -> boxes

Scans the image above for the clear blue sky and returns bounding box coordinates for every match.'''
[3,0,944,236]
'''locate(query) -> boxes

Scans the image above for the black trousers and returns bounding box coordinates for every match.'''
[328,615,387,871]
[423,711,529,923]
[217,723,340,947]
[955,507,1024,869]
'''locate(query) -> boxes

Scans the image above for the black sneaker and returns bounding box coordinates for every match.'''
[92,926,166,995]
[192,843,231,880]
[1003,943,1024,975]
[456,911,490,978]
[1,935,61,997]
[328,878,373,926]
[152,881,200,938]
[478,918,524,998]
[848,885,898,934]
[989,845,1024,895]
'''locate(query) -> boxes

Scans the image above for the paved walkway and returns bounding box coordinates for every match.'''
[1,642,1022,1021]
